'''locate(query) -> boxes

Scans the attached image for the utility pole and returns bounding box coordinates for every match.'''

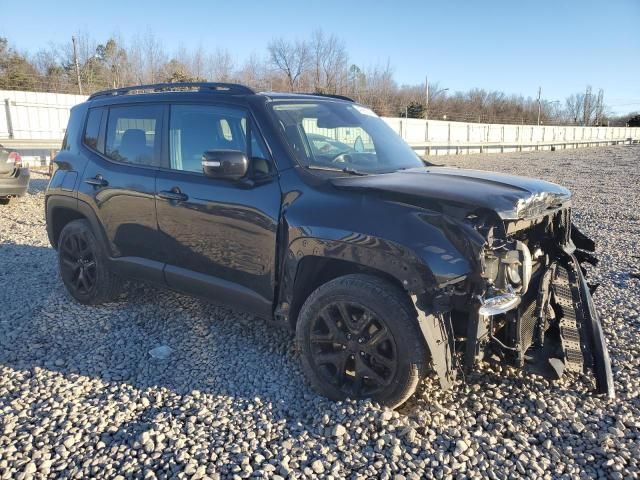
[72,36,83,95]
[424,75,429,120]
[425,76,448,121]
[595,88,604,126]
[536,86,542,126]
[583,86,592,126]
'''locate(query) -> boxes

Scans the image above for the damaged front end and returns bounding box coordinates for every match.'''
[419,200,615,399]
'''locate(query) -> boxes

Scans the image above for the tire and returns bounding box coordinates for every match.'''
[57,219,121,305]
[296,274,428,408]
[0,198,10,205]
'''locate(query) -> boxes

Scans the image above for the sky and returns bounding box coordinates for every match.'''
[2,0,639,114]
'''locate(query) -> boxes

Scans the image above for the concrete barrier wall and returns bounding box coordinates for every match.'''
[383,117,640,155]
[0,90,88,141]
[1,90,639,157]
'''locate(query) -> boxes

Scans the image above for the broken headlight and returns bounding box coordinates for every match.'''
[511,241,532,294]
[482,240,533,295]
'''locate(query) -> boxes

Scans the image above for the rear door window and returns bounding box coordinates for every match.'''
[105,105,164,167]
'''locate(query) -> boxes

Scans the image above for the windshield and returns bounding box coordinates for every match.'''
[270,100,424,174]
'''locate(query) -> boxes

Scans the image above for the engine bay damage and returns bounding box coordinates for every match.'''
[415,207,615,399]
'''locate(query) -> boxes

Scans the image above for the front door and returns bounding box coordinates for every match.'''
[155,103,281,316]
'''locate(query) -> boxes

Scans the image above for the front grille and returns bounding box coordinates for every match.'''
[518,295,538,355]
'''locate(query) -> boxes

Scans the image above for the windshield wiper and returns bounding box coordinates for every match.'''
[304,165,368,176]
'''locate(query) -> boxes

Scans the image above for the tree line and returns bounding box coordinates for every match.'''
[0,32,635,126]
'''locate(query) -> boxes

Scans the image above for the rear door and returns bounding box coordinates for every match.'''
[77,104,167,271]
[154,103,281,315]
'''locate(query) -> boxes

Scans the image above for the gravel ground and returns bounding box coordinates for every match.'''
[0,145,639,479]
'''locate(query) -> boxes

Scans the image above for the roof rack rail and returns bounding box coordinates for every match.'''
[88,82,255,100]
[306,92,355,102]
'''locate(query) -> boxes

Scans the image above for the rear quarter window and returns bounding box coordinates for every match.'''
[83,108,104,151]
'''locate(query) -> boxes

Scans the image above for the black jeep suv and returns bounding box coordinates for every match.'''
[45,83,613,407]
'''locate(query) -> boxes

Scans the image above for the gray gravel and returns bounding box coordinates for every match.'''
[1,146,639,479]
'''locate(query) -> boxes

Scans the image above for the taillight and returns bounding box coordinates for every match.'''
[8,151,22,168]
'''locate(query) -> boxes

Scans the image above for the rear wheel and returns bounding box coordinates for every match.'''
[58,219,120,305]
[0,198,10,205]
[296,274,428,408]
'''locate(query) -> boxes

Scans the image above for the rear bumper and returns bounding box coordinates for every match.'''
[0,168,30,197]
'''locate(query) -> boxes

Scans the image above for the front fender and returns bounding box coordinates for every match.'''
[287,228,433,294]
[274,168,479,326]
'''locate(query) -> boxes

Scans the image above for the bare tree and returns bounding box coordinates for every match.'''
[206,48,234,82]
[237,53,266,90]
[96,37,128,88]
[267,37,309,91]
[308,30,348,93]
[564,86,604,126]
[565,92,585,124]
[129,31,166,83]
[32,44,70,92]
[359,60,396,116]
[190,43,206,81]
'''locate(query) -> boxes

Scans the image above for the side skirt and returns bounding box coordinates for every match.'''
[108,256,274,320]
[163,265,273,320]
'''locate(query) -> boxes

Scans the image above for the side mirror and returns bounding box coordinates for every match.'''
[202,150,248,180]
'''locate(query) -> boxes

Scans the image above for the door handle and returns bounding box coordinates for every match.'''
[158,188,188,202]
[84,174,108,187]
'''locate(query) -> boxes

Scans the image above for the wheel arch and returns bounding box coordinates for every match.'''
[286,255,411,329]
[278,235,437,330]
[46,195,110,254]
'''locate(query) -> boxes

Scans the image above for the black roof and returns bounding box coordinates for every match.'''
[88,82,254,100]
[88,82,354,103]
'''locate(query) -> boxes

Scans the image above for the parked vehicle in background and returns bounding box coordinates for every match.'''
[45,83,613,408]
[0,145,30,204]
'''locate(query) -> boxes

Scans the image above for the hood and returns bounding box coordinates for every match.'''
[331,166,571,220]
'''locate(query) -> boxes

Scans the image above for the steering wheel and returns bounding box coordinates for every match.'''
[330,151,353,164]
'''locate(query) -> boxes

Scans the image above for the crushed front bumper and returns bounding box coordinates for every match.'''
[499,254,614,398]
[571,255,615,398]
[421,248,615,399]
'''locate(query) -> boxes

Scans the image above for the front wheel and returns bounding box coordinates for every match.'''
[57,219,121,305]
[296,274,429,408]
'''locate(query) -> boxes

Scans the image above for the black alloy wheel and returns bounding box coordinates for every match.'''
[297,274,429,408]
[57,219,121,305]
[309,301,398,397]
[59,230,97,296]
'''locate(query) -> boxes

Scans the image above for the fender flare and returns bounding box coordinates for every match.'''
[275,231,439,329]
[286,234,436,294]
[46,195,112,256]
